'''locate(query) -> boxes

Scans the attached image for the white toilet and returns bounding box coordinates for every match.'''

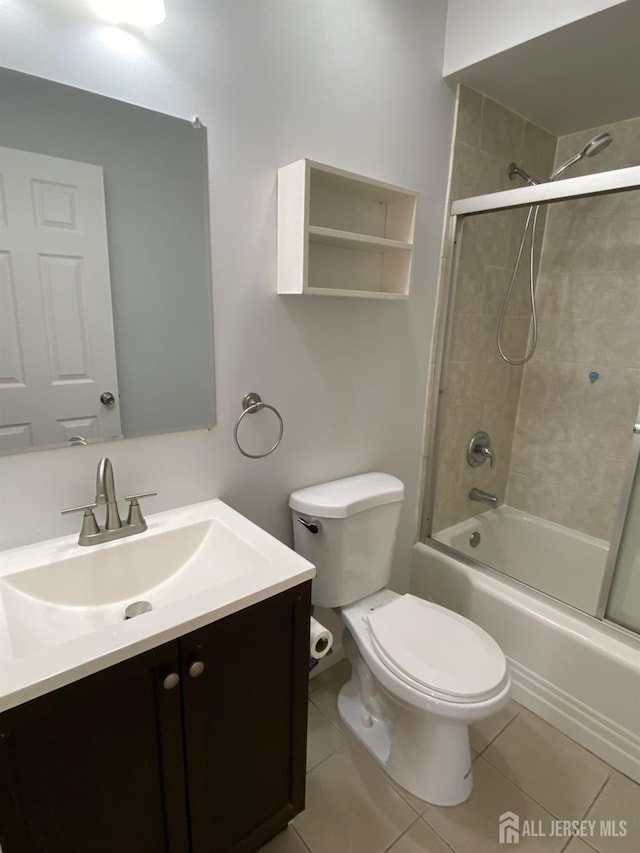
[289,472,511,806]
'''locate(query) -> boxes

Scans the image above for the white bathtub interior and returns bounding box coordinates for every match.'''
[433,504,608,616]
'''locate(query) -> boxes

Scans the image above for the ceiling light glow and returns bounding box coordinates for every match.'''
[91,0,166,28]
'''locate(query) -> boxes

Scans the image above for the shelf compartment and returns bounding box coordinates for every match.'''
[277,159,418,297]
[307,240,411,299]
[309,171,416,242]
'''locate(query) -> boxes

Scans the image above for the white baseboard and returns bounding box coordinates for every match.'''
[507,655,640,784]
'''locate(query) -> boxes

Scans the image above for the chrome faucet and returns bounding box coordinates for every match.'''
[62,457,156,546]
[469,487,499,509]
[96,457,122,531]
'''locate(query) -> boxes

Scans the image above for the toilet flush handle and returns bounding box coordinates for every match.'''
[298,516,321,534]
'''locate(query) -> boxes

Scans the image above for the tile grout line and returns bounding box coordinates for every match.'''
[472,754,600,826]
[477,706,620,811]
[308,708,406,796]
[473,707,521,758]
[561,834,600,853]
[307,694,347,729]
[305,700,347,773]
[305,744,343,775]
[344,738,429,817]
[305,740,348,778]
[418,813,462,853]
[291,824,313,853]
[308,692,348,735]
[381,816,421,853]
[384,814,461,853]
[559,835,573,853]
[300,737,430,852]
[580,772,612,820]
[504,706,625,778]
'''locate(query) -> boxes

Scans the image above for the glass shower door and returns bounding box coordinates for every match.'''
[604,412,640,632]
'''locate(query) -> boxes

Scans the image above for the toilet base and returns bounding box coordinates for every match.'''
[338,678,473,806]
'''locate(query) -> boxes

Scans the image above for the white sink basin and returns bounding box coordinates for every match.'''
[1,517,266,657]
[0,500,315,711]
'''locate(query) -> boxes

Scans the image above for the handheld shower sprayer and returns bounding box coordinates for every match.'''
[499,132,613,365]
[549,132,612,181]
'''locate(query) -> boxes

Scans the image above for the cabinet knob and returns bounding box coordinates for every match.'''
[189,661,205,678]
[163,673,180,690]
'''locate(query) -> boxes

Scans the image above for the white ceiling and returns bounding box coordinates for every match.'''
[445,0,640,135]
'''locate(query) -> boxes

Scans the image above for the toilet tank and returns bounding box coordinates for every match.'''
[289,473,404,608]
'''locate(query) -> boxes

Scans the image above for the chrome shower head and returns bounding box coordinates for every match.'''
[549,132,613,181]
[581,132,612,158]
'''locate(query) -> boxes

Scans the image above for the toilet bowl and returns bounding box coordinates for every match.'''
[289,472,511,806]
[338,588,510,805]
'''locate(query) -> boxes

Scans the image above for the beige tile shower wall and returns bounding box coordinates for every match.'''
[430,87,556,533]
[506,116,640,540]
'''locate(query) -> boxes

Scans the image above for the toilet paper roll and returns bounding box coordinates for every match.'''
[310,616,333,660]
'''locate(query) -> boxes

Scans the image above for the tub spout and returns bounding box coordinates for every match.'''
[469,487,499,509]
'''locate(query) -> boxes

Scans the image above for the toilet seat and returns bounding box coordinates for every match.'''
[366,594,507,703]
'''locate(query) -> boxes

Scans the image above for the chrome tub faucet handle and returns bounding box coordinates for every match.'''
[467,431,496,469]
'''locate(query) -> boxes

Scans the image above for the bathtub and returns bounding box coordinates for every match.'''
[411,508,640,783]
[433,505,608,615]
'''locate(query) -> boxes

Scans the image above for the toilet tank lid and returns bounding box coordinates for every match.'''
[289,472,404,518]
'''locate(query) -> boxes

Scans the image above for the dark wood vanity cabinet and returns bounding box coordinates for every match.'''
[0,582,311,853]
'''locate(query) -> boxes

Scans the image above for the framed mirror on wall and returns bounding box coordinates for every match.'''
[0,67,216,455]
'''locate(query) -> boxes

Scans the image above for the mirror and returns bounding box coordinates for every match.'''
[0,67,216,454]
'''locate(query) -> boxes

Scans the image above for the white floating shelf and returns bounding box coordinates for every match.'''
[308,226,413,253]
[277,159,418,298]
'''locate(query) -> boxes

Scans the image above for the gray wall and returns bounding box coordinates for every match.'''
[0,0,454,629]
[0,67,215,438]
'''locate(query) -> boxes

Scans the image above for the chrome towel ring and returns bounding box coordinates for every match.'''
[233,392,284,459]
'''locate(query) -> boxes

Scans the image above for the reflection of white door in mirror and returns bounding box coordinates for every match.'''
[0,147,121,451]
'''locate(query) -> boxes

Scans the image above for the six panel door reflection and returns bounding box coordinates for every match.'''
[0,147,121,451]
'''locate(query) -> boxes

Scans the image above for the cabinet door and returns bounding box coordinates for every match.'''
[181,583,311,853]
[0,641,189,853]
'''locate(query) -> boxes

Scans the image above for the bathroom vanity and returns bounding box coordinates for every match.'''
[0,500,315,853]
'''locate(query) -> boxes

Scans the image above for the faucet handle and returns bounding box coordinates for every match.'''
[61,502,98,515]
[124,492,157,527]
[61,503,100,538]
[467,431,496,469]
[124,492,157,502]
[480,445,495,468]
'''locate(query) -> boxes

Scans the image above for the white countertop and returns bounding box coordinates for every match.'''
[0,499,315,713]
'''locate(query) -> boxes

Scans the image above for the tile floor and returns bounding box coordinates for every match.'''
[261,660,640,853]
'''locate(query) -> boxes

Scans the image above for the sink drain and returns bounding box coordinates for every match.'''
[124,601,152,620]
[469,531,481,548]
